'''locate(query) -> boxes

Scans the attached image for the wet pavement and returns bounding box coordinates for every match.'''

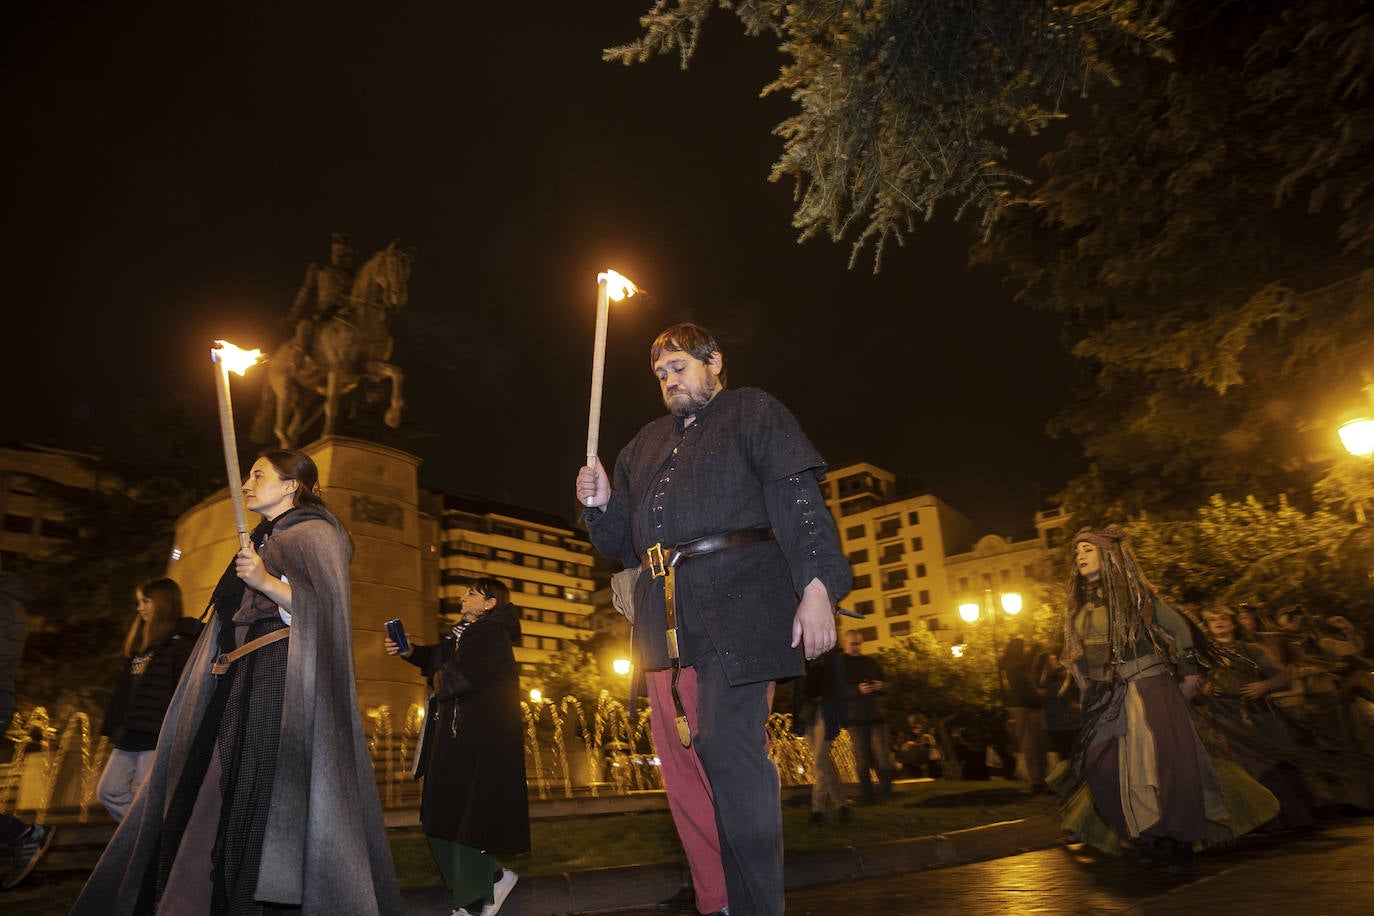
[608,817,1374,915]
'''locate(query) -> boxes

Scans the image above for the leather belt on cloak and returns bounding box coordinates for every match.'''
[211,627,290,676]
[642,527,776,747]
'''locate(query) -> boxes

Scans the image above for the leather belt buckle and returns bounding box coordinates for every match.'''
[646,542,667,579]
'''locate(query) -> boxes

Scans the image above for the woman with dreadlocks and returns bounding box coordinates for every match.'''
[1056,526,1277,875]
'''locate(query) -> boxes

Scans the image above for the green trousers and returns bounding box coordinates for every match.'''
[427,835,502,910]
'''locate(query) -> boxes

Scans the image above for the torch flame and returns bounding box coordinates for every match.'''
[212,340,263,376]
[598,269,638,302]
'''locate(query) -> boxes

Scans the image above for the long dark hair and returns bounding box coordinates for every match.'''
[260,447,351,555]
[260,448,327,511]
[125,577,183,657]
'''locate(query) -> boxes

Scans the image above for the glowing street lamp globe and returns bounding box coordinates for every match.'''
[1001,592,1023,615]
[612,658,631,676]
[958,602,980,623]
[1339,418,1374,457]
[528,688,543,704]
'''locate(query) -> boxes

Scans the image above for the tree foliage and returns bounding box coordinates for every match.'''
[12,402,223,716]
[607,0,1171,267]
[1120,495,1374,626]
[530,637,607,708]
[975,0,1374,521]
[876,626,995,723]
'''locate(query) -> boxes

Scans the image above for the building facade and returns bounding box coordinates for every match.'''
[821,462,976,651]
[0,443,113,568]
[943,533,1053,641]
[432,492,596,679]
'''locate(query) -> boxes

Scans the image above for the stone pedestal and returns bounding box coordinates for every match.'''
[166,437,434,737]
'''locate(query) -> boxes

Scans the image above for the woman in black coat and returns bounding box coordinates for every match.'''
[387,577,529,916]
[96,577,201,822]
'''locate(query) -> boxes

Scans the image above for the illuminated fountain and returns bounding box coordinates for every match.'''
[2,700,832,818]
[0,707,107,822]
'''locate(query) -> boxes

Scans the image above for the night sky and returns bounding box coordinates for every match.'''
[1,2,1082,538]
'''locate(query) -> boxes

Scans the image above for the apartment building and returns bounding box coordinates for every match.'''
[1034,505,1073,550]
[432,492,596,677]
[944,533,1052,629]
[821,462,975,651]
[0,443,114,567]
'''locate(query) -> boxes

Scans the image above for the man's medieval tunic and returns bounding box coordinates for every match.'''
[583,385,850,916]
[584,386,852,684]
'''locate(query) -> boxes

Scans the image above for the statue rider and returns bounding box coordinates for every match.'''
[285,233,356,372]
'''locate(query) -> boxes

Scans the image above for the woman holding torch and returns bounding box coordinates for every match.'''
[75,448,402,915]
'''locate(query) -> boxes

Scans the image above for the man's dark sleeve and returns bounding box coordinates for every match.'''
[741,391,851,601]
[763,472,852,602]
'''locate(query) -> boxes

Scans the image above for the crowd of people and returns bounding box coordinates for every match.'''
[1194,602,1374,818]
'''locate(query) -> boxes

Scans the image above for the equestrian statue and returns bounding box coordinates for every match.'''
[252,233,413,449]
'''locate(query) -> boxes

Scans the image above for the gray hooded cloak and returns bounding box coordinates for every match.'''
[73,507,402,914]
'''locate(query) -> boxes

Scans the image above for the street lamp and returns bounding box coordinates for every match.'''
[1339,418,1374,457]
[1337,413,1374,521]
[955,589,1023,687]
[612,658,631,676]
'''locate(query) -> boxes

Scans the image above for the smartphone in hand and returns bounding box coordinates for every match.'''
[384,618,410,655]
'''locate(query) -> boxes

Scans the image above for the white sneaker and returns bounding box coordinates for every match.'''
[488,868,519,915]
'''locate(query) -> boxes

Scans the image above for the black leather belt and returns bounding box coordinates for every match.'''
[641,527,776,574]
[641,527,775,747]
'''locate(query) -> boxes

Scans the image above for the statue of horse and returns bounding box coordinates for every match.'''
[252,240,413,448]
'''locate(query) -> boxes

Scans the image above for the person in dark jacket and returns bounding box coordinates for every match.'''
[792,645,849,823]
[388,577,528,916]
[841,630,892,800]
[999,637,1049,793]
[1039,650,1082,761]
[97,577,202,821]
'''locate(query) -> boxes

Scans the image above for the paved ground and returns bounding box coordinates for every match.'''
[608,818,1374,915]
[10,800,1371,913]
